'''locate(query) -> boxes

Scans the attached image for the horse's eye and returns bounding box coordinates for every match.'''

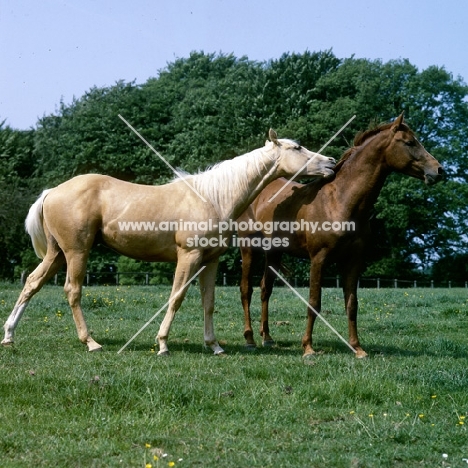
[295,145,302,151]
[404,140,415,147]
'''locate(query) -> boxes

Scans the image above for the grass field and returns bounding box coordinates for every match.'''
[1,282,467,467]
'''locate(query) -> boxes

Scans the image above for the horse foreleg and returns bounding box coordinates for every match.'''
[260,251,282,346]
[199,260,224,355]
[302,259,324,358]
[239,244,257,347]
[64,251,101,352]
[342,259,367,358]
[156,249,202,356]
[2,248,65,346]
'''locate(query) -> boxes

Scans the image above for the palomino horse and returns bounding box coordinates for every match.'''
[238,114,443,358]
[2,130,335,355]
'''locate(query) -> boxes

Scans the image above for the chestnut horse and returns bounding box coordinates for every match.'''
[238,114,443,358]
[2,130,335,355]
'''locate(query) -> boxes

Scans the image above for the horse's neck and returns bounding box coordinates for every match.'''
[197,148,279,220]
[224,150,280,220]
[330,140,390,218]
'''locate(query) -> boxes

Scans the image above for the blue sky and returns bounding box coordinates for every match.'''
[1,0,467,129]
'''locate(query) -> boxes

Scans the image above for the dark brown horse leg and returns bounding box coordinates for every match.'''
[239,244,257,347]
[260,251,282,346]
[302,259,323,358]
[2,244,65,346]
[342,259,368,358]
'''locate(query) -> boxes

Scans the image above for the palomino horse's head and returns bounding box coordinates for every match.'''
[384,113,444,185]
[267,129,336,179]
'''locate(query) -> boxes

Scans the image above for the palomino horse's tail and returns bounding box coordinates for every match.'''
[25,189,52,259]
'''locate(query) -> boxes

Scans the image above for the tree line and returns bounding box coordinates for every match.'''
[1,50,467,284]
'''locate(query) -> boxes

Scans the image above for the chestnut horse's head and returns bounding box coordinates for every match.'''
[384,113,444,185]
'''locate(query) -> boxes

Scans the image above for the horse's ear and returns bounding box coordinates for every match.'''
[269,128,279,146]
[391,112,405,133]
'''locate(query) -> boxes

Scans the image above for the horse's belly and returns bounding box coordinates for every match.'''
[101,230,178,262]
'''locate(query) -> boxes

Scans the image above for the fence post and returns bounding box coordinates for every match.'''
[431,280,434,288]
[394,278,397,288]
[116,273,119,286]
[336,275,340,288]
[448,281,452,288]
[146,273,149,285]
[413,280,417,288]
[86,273,90,286]
[377,278,380,289]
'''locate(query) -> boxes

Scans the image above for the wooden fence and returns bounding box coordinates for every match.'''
[43,272,468,289]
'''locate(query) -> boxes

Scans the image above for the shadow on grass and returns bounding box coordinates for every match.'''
[90,334,468,359]
[96,336,304,356]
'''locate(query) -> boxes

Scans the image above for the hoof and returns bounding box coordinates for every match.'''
[302,345,317,359]
[302,351,316,360]
[355,350,368,359]
[245,343,257,350]
[262,340,275,347]
[1,339,14,347]
[157,350,170,357]
[205,341,225,355]
[87,344,103,352]
[212,345,225,356]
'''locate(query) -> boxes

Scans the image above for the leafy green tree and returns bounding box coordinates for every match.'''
[3,51,467,283]
[0,123,38,279]
[374,66,468,275]
[33,81,169,185]
[153,51,267,171]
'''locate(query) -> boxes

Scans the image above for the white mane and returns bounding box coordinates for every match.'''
[173,142,280,219]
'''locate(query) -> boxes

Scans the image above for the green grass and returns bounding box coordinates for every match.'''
[1,283,468,467]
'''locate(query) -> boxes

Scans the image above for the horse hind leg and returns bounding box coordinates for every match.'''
[2,247,65,346]
[63,250,102,352]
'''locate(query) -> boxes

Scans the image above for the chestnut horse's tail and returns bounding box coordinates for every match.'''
[25,189,53,259]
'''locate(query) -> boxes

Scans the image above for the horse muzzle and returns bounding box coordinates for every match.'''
[323,157,336,177]
[424,166,444,185]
